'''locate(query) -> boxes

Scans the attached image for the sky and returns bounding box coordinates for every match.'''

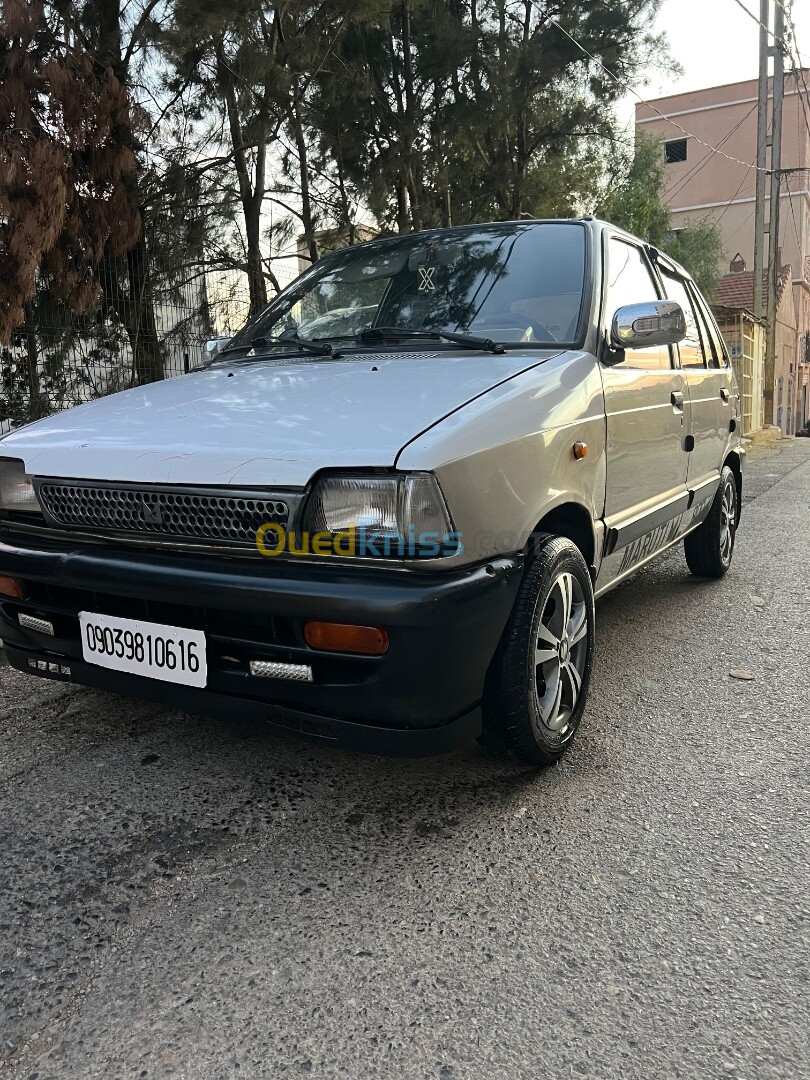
[618,0,810,124]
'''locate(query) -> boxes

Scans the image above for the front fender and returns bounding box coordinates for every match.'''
[398,351,606,570]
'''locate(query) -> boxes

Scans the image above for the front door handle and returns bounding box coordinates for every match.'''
[720,387,730,403]
[671,390,684,409]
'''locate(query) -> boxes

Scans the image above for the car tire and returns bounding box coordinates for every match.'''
[684,464,738,579]
[481,535,595,766]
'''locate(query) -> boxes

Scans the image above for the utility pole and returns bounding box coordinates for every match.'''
[752,0,786,425]
[752,0,769,322]
[764,0,785,425]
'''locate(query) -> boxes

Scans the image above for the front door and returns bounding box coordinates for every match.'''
[597,236,691,591]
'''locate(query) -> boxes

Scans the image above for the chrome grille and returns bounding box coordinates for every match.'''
[37,482,289,547]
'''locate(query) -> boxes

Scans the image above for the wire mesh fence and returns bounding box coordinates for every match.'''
[0,256,298,435]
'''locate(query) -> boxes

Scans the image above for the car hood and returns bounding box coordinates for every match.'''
[0,351,560,487]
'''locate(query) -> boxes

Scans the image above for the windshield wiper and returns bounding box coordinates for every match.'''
[216,334,335,361]
[358,326,505,355]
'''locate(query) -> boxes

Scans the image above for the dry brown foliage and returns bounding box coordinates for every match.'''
[0,0,140,342]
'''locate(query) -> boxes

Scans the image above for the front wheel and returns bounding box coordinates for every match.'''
[684,464,738,578]
[482,536,595,765]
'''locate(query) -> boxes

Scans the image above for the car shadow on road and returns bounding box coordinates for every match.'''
[1,544,726,862]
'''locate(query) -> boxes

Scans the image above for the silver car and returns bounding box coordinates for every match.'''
[0,219,742,763]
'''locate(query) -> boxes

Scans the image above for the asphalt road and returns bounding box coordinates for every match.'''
[1,440,809,1080]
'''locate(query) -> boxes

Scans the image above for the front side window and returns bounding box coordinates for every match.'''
[660,271,706,369]
[229,223,588,351]
[604,238,672,371]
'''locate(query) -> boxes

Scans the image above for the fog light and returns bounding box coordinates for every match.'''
[304,621,389,655]
[18,612,54,636]
[0,575,22,599]
[249,659,313,682]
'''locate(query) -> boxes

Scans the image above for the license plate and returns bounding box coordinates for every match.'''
[79,611,207,688]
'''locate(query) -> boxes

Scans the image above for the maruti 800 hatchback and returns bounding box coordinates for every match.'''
[0,219,742,764]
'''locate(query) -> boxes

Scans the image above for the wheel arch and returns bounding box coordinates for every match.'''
[530,501,596,577]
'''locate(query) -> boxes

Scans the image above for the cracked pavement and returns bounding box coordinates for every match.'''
[1,440,808,1079]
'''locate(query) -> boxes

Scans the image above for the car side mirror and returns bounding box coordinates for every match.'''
[610,301,686,351]
[205,337,231,358]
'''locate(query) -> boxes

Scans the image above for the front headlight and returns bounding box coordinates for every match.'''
[302,472,457,557]
[0,458,41,513]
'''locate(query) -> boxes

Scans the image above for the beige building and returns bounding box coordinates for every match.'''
[636,74,810,434]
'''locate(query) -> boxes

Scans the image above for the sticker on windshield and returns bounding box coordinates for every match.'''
[417,266,436,292]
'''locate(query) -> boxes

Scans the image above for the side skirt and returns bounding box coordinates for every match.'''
[594,520,703,600]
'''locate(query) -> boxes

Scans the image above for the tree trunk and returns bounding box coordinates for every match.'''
[23,302,47,420]
[334,138,356,244]
[400,0,421,230]
[93,0,124,79]
[470,0,482,96]
[217,40,268,316]
[291,87,319,265]
[126,233,165,384]
[244,195,268,317]
[394,179,410,234]
[95,0,163,381]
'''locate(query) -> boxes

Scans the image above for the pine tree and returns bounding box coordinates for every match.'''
[308,1,671,232]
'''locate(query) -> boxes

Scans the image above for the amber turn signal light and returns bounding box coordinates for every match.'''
[304,621,389,655]
[0,575,23,599]
[572,441,588,460]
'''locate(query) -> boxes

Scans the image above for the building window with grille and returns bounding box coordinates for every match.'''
[665,138,688,164]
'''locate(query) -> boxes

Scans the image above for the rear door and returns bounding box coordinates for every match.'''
[659,268,731,508]
[598,236,691,588]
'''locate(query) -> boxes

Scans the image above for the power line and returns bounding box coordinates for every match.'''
[547,17,771,173]
[782,171,803,253]
[666,101,759,203]
[787,66,810,144]
[728,0,810,146]
[724,204,757,249]
[715,167,759,226]
[728,0,790,50]
[780,2,810,143]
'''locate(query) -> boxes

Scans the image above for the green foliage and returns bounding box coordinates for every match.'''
[664,222,725,300]
[599,130,672,245]
[600,130,724,296]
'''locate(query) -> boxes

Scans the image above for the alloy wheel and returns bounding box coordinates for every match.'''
[720,476,737,565]
[532,571,589,735]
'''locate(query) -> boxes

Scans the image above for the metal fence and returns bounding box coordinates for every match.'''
[0,258,297,435]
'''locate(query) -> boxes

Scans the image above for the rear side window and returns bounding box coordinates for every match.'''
[605,239,672,371]
[690,286,727,368]
[660,271,706,369]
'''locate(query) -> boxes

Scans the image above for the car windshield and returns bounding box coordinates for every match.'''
[228,222,587,350]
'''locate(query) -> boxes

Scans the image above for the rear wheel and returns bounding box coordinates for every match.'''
[684,465,738,578]
[482,536,595,765]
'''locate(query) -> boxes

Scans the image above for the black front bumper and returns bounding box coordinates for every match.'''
[0,532,522,756]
